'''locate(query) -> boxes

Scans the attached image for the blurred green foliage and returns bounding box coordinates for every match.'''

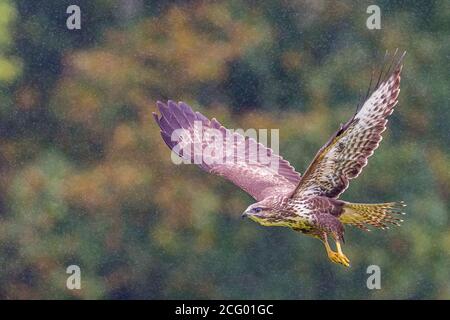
[0,0,448,299]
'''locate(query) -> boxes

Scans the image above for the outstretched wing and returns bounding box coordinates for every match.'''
[291,51,405,199]
[153,101,301,201]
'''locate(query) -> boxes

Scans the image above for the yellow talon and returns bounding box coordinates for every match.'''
[323,238,351,267]
[328,251,350,267]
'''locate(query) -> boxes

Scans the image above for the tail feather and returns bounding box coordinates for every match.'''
[339,201,406,231]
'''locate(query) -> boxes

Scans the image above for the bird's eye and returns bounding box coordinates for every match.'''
[252,207,263,213]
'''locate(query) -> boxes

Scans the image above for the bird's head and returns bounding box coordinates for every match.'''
[242,200,283,226]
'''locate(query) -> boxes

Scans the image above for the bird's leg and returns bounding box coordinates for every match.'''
[321,235,339,264]
[321,235,350,267]
[335,240,350,267]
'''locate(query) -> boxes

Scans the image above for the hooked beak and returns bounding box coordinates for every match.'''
[241,210,250,219]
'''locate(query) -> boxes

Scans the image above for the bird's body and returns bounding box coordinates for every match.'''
[245,194,403,236]
[244,195,336,230]
[153,51,406,267]
[245,195,317,229]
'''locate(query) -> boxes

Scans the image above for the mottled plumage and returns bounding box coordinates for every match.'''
[153,51,406,267]
[153,100,300,201]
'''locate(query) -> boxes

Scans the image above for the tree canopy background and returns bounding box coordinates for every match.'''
[0,0,448,299]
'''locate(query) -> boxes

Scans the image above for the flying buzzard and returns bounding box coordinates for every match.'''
[153,51,406,267]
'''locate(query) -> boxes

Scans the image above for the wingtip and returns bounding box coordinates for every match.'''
[178,100,190,109]
[156,101,169,115]
[157,100,186,110]
[395,50,406,71]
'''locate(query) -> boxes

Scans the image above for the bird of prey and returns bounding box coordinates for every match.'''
[153,51,406,267]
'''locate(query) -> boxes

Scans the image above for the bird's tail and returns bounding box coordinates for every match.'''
[339,201,406,231]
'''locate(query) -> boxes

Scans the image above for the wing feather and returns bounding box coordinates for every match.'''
[291,51,405,199]
[154,101,301,201]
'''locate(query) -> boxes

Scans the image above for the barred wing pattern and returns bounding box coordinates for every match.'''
[153,101,301,201]
[291,52,405,199]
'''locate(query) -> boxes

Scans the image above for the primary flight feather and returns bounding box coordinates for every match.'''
[153,51,406,267]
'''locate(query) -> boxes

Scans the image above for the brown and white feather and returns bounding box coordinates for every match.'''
[291,52,405,199]
[153,101,301,201]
